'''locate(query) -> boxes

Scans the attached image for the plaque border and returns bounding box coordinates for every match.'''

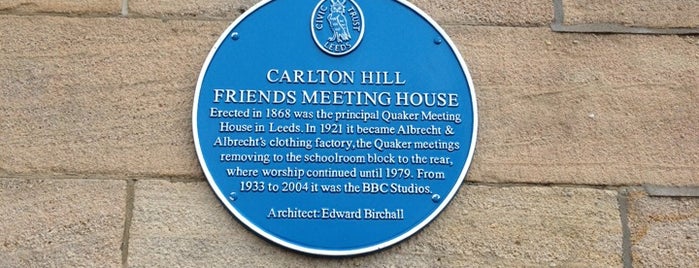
[192,0,479,256]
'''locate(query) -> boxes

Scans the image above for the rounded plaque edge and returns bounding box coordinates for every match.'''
[192,0,479,256]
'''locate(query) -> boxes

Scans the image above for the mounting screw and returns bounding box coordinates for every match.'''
[432,194,441,203]
[231,32,240,41]
[433,37,443,45]
[228,192,238,201]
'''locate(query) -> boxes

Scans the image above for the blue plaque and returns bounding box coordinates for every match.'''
[193,0,477,256]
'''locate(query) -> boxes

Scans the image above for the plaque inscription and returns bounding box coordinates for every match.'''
[193,0,477,256]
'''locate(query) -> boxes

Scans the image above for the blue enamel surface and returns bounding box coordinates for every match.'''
[194,0,476,255]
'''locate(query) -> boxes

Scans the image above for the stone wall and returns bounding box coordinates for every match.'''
[1,0,697,267]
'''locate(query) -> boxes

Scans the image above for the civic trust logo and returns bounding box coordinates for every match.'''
[311,0,365,56]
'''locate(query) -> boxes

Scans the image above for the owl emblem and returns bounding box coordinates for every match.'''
[327,0,351,43]
[311,0,365,56]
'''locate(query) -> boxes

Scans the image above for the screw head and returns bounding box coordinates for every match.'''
[231,32,240,40]
[431,194,441,203]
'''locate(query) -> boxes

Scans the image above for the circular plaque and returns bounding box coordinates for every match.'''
[193,0,477,256]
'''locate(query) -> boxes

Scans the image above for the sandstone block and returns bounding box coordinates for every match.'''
[627,190,699,267]
[409,0,553,26]
[0,178,126,267]
[446,26,699,186]
[129,0,259,19]
[0,15,228,177]
[415,185,623,266]
[129,0,553,26]
[0,0,120,15]
[562,0,699,28]
[129,181,622,266]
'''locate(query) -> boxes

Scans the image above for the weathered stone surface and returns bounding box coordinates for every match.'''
[447,26,699,186]
[0,0,120,15]
[0,178,126,267]
[562,0,699,28]
[419,185,623,266]
[409,0,553,26]
[129,181,622,266]
[129,0,259,19]
[0,15,228,177]
[645,185,699,197]
[129,0,553,26]
[627,190,699,267]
